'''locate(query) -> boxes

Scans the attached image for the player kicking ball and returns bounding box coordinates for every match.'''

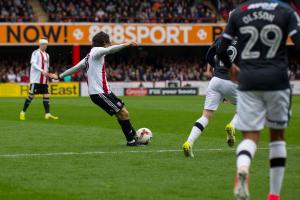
[218,1,300,199]
[53,31,141,146]
[182,37,239,158]
[20,37,58,120]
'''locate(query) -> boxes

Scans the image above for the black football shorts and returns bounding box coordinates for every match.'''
[90,92,124,116]
[29,83,49,95]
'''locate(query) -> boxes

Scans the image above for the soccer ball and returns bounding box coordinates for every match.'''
[136,128,152,145]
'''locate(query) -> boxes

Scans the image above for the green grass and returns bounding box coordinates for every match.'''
[0,96,299,200]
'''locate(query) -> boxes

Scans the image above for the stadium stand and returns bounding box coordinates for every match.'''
[1,0,300,83]
[40,0,217,23]
[0,0,36,22]
[1,54,300,83]
[0,54,207,82]
[1,1,300,23]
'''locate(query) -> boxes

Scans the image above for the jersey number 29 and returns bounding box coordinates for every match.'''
[240,24,282,59]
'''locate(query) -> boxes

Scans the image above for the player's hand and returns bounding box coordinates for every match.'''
[125,41,138,46]
[48,73,59,80]
[204,71,212,79]
[229,64,240,84]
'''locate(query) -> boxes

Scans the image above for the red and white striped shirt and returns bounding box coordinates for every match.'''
[60,44,126,95]
[30,49,49,84]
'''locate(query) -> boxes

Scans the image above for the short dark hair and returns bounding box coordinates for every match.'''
[92,31,110,47]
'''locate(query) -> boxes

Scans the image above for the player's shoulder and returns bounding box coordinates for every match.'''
[90,47,106,57]
[211,37,221,48]
[91,47,106,51]
[274,0,293,10]
[228,0,250,16]
[32,49,39,56]
[233,0,293,12]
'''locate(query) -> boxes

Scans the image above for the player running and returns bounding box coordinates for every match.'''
[217,1,300,199]
[54,31,140,146]
[20,37,58,120]
[182,37,239,158]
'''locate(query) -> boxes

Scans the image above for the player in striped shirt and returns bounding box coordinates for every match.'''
[55,31,140,146]
[20,37,58,120]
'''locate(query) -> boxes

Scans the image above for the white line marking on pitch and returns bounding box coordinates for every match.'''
[0,147,299,158]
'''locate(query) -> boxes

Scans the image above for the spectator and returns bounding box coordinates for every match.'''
[40,0,217,23]
[0,0,35,22]
[7,69,17,82]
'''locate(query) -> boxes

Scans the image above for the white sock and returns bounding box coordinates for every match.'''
[187,116,209,146]
[236,139,257,173]
[269,141,286,195]
[230,113,238,128]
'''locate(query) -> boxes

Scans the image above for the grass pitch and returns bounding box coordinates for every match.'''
[0,96,299,200]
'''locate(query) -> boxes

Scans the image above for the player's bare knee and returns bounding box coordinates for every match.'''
[29,94,34,99]
[203,110,214,120]
[116,108,129,120]
[270,129,285,142]
[242,131,260,144]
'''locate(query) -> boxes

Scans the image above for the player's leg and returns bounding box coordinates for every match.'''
[265,89,290,200]
[235,131,259,200]
[268,129,286,200]
[43,85,58,119]
[185,109,214,148]
[225,113,238,147]
[234,91,265,200]
[115,107,138,145]
[20,84,35,120]
[183,77,222,157]
[89,93,138,146]
[222,79,238,147]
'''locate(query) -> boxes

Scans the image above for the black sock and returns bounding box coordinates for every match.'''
[22,96,33,112]
[118,119,136,142]
[43,97,50,113]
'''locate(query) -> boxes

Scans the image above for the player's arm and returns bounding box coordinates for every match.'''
[204,43,217,78]
[288,11,300,49]
[216,10,237,69]
[217,37,239,83]
[94,41,137,57]
[206,41,217,67]
[217,37,234,69]
[216,11,240,83]
[291,33,300,49]
[31,51,52,77]
[31,52,44,73]
[59,59,85,79]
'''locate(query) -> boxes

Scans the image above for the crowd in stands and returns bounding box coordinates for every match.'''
[0,56,208,82]
[1,1,300,23]
[41,0,217,23]
[104,58,205,81]
[2,56,300,83]
[0,0,35,22]
[0,58,29,82]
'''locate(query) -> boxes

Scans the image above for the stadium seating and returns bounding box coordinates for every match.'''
[40,0,216,23]
[0,0,36,22]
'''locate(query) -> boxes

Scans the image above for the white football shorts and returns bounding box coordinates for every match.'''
[236,89,291,131]
[204,77,237,111]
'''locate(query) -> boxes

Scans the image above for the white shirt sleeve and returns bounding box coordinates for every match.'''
[93,44,127,58]
[47,53,50,70]
[59,58,85,78]
[31,51,44,72]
